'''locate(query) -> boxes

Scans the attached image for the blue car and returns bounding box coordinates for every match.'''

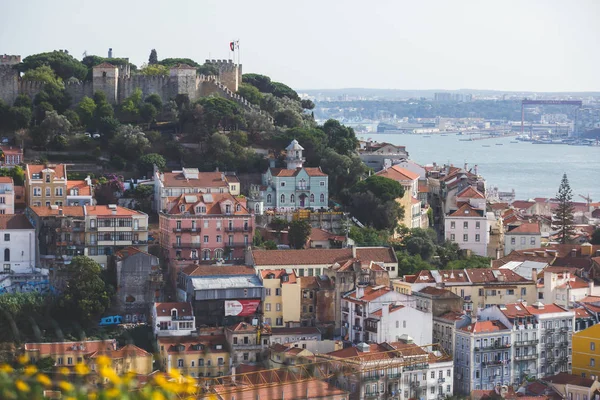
[99,316,123,326]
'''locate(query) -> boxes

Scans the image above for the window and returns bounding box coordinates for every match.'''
[591,358,596,367]
[280,194,285,203]
[45,174,50,183]
[55,187,63,196]
[276,318,283,325]
[463,234,468,242]
[310,194,315,202]
[216,235,222,243]
[243,353,249,361]
[521,288,527,296]
[290,194,295,203]
[320,181,325,187]
[450,221,455,229]
[320,193,325,202]
[178,359,184,367]
[463,221,468,229]
[450,234,455,241]
[3,264,9,272]
[33,187,41,196]
[276,304,281,311]
[3,249,9,262]
[45,188,51,197]
[531,237,536,245]
[203,235,209,243]
[476,221,480,229]
[280,182,286,187]
[265,303,271,311]
[591,342,596,351]
[3,234,8,242]
[475,234,480,242]
[506,289,514,295]
[267,194,272,203]
[511,237,516,245]
[275,288,281,296]
[521,237,526,245]
[265,288,271,296]
[233,337,238,345]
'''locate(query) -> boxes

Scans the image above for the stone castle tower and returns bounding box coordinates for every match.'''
[204,59,242,92]
[92,62,119,104]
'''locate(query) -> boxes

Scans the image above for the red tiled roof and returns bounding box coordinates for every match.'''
[543,372,597,387]
[182,265,256,277]
[418,286,459,296]
[252,247,396,266]
[85,205,145,217]
[375,165,419,181]
[89,344,150,359]
[0,214,33,229]
[26,164,67,180]
[260,269,297,284]
[269,167,327,177]
[172,63,196,69]
[490,202,509,211]
[460,320,509,333]
[0,177,13,183]
[556,276,590,290]
[507,222,541,235]
[466,268,530,283]
[227,322,258,332]
[512,201,536,210]
[24,340,117,356]
[0,145,23,155]
[14,186,25,205]
[457,186,485,199]
[574,307,592,318]
[158,335,228,354]
[166,192,250,215]
[405,270,435,283]
[525,303,569,315]
[154,302,193,317]
[346,286,393,302]
[437,311,466,321]
[67,180,91,196]
[161,171,228,189]
[28,205,85,217]
[216,379,347,400]
[371,304,404,317]
[499,302,532,319]
[309,228,344,242]
[448,203,484,218]
[577,295,600,304]
[418,181,428,193]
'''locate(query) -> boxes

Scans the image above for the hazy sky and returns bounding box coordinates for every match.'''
[2,0,598,92]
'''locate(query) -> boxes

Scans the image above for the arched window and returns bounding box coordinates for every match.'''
[202,249,211,260]
[191,250,198,259]
[3,248,9,262]
[290,194,295,203]
[236,204,241,212]
[320,194,325,203]
[266,194,272,203]
[215,249,224,259]
[310,194,315,202]
[179,205,185,213]
[280,194,285,203]
[255,204,260,213]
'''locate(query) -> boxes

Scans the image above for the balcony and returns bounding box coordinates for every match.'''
[403,364,428,372]
[365,325,378,334]
[475,343,511,351]
[341,306,349,313]
[545,328,555,333]
[172,315,194,321]
[133,226,148,231]
[438,378,446,384]
[353,326,362,332]
[514,354,537,361]
[227,242,249,248]
[354,309,366,317]
[295,185,310,191]
[132,240,148,245]
[363,375,380,382]
[483,360,503,367]
[545,342,555,349]
[172,228,201,233]
[172,243,202,249]
[514,339,539,346]
[225,226,250,232]
[559,326,569,332]
[558,342,568,348]
[545,356,555,363]
[410,381,421,388]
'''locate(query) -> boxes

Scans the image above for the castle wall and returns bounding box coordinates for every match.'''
[65,81,93,105]
[205,60,241,92]
[117,75,173,104]
[0,66,19,105]
[17,80,45,102]
[93,67,119,104]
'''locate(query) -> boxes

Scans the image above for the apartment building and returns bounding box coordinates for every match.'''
[0,145,23,168]
[153,167,240,212]
[365,303,433,346]
[572,324,600,379]
[152,302,196,338]
[157,335,230,377]
[25,164,68,207]
[454,320,513,394]
[85,205,149,268]
[24,339,117,367]
[159,192,253,262]
[225,322,266,365]
[433,311,471,357]
[444,203,491,257]
[259,269,300,328]
[0,177,15,214]
[504,222,542,254]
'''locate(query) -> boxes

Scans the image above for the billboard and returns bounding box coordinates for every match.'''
[224,300,260,317]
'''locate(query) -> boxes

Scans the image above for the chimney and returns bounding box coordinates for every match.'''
[581,243,593,256]
[58,208,63,216]
[571,249,577,257]
[108,48,113,58]
[464,162,468,171]
[352,245,357,259]
[356,286,364,299]
[474,164,478,175]
[589,280,594,295]
[531,268,538,283]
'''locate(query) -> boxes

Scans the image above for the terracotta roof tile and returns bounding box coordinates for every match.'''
[160,171,228,189]
[260,269,297,284]
[0,214,33,229]
[182,265,256,277]
[309,228,344,242]
[166,193,250,215]
[85,205,145,217]
[466,268,530,283]
[269,167,327,177]
[0,145,23,155]
[67,180,91,196]
[460,320,509,333]
[24,340,117,356]
[93,62,116,68]
[28,205,85,217]
[437,311,467,321]
[371,303,404,317]
[346,286,393,302]
[158,335,228,354]
[216,379,347,400]
[457,186,485,199]
[375,165,419,181]
[154,302,193,317]
[270,327,321,336]
[543,372,596,387]
[512,200,536,210]
[507,222,541,235]
[525,303,569,315]
[448,203,484,218]
[26,164,67,180]
[0,177,13,183]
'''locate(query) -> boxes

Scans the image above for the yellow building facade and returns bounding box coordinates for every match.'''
[25,164,68,207]
[572,324,600,378]
[157,336,230,377]
[260,270,301,327]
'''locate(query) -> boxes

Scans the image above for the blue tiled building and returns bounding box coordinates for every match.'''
[249,140,329,213]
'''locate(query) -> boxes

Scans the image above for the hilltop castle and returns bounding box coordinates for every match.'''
[0,54,256,110]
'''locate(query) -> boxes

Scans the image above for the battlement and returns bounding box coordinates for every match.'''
[0,55,21,65]
[205,59,240,72]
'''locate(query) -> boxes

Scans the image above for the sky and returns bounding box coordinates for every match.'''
[1,0,599,92]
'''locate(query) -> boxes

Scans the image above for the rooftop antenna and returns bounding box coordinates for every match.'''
[82,50,88,58]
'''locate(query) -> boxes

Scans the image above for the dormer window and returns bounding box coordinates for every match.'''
[195,206,206,214]
[225,204,231,214]
[236,204,241,212]
[171,309,177,318]
[179,205,185,213]
[45,174,50,183]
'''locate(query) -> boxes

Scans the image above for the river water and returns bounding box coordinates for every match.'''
[359,133,600,201]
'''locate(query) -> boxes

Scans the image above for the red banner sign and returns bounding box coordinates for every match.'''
[225,300,260,317]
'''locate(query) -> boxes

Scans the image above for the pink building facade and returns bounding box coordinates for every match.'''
[159,193,254,263]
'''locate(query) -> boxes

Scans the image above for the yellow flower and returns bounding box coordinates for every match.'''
[153,374,168,388]
[100,366,121,384]
[185,384,197,394]
[0,364,13,374]
[17,354,28,365]
[88,393,97,400]
[151,391,166,400]
[23,365,37,376]
[169,368,181,379]
[36,373,52,387]
[95,355,111,367]
[58,380,74,392]
[106,388,121,398]
[74,363,89,376]
[15,380,30,392]
[58,366,70,375]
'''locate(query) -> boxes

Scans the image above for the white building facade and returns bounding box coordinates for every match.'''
[152,302,196,337]
[444,204,490,257]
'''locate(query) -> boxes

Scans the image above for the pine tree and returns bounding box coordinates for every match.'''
[552,173,575,244]
[148,49,158,65]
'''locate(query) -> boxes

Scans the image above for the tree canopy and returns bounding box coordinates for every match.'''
[288,220,312,249]
[552,173,575,244]
[18,50,88,81]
